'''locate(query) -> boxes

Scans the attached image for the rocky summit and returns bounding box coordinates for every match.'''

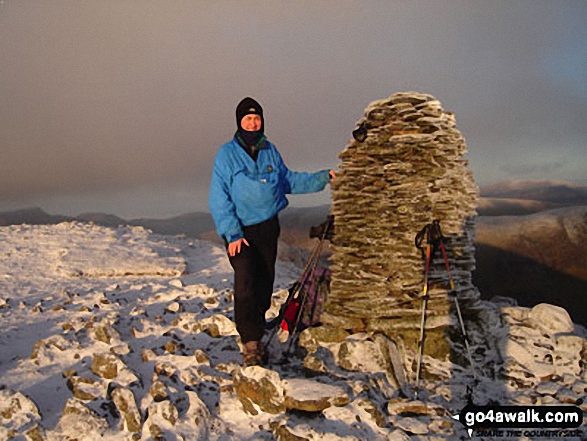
[0,220,586,440]
[326,92,480,362]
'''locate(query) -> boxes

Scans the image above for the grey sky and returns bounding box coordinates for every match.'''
[1,1,586,218]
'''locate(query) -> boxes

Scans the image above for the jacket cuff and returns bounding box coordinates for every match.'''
[226,232,244,243]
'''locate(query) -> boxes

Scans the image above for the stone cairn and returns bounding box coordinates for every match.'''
[325,92,480,360]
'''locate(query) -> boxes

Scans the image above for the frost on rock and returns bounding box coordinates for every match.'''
[88,320,122,345]
[498,302,587,393]
[233,366,286,415]
[52,398,109,440]
[300,330,409,393]
[67,376,107,401]
[51,223,187,277]
[197,313,238,337]
[528,303,575,334]
[143,400,179,440]
[1,211,586,440]
[111,387,142,433]
[91,353,121,379]
[173,391,213,441]
[282,378,350,412]
[336,335,389,373]
[327,91,481,363]
[0,389,42,439]
[393,416,430,435]
[30,334,79,366]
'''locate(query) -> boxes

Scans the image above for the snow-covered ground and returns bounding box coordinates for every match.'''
[0,222,585,440]
[0,222,302,439]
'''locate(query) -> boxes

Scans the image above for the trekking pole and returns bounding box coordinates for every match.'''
[414,238,432,400]
[306,269,328,328]
[264,238,323,346]
[414,220,477,399]
[414,220,445,398]
[439,240,477,381]
[286,216,332,354]
[285,249,321,354]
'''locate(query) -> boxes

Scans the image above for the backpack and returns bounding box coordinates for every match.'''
[267,267,332,333]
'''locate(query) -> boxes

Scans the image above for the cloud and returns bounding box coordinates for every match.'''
[1,1,586,215]
[502,161,565,177]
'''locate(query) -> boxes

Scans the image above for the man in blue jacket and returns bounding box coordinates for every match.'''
[209,97,334,366]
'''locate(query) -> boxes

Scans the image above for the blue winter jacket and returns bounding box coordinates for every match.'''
[209,137,330,242]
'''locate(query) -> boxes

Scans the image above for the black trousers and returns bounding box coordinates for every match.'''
[227,216,280,343]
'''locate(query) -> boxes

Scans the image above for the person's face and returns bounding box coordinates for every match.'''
[240,114,262,132]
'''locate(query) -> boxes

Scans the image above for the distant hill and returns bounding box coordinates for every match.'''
[480,180,587,206]
[474,206,587,325]
[476,206,587,280]
[0,207,73,226]
[0,208,215,240]
[2,179,583,232]
[76,212,127,228]
[2,179,586,324]
[128,212,216,238]
[278,206,332,249]
[279,204,587,325]
[476,197,554,216]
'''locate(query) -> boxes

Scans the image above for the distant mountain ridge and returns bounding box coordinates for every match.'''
[1,179,586,324]
[1,179,585,233]
[480,179,587,206]
[129,212,216,238]
[0,207,73,226]
[1,208,215,239]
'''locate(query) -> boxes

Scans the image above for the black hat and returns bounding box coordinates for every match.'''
[236,97,264,132]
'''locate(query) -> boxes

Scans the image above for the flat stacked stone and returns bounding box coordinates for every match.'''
[325,92,480,359]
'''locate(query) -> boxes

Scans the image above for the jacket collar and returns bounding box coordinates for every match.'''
[233,133,268,162]
[234,132,267,151]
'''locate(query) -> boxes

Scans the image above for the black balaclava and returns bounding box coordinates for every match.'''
[235,97,265,149]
